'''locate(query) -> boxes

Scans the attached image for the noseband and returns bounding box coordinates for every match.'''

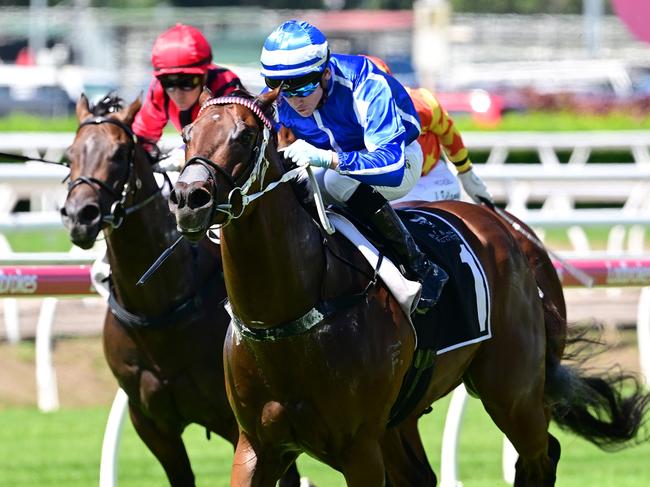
[183,96,305,229]
[67,116,159,229]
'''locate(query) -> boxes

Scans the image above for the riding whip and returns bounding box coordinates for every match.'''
[137,235,184,286]
[0,151,68,166]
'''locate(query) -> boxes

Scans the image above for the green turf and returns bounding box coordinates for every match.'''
[4,230,72,252]
[4,225,646,254]
[0,393,648,486]
[454,110,650,132]
[2,111,649,133]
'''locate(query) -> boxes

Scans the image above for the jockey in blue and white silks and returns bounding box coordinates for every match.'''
[260,20,448,312]
[268,54,421,188]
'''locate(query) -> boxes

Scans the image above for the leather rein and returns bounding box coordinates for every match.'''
[183,96,306,230]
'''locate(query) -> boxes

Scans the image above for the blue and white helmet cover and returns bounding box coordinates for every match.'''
[261,20,329,80]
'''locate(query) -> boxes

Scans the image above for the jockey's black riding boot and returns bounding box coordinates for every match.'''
[346,184,449,312]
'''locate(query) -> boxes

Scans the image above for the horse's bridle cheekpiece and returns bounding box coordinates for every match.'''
[184,96,305,230]
[68,116,160,229]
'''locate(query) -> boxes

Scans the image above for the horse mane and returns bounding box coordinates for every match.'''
[91,91,124,116]
[227,88,277,123]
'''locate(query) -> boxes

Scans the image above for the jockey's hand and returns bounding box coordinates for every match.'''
[279,139,333,169]
[458,168,493,204]
[153,145,185,173]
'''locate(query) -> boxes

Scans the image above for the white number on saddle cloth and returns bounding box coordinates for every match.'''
[459,243,488,332]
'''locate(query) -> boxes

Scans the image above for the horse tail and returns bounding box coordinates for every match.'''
[498,210,650,449]
[544,331,650,450]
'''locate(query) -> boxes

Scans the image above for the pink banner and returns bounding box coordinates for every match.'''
[612,0,650,44]
[0,265,94,296]
[553,258,650,287]
[1,258,649,296]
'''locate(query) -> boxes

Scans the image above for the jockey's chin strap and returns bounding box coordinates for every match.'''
[185,96,309,232]
[69,116,160,229]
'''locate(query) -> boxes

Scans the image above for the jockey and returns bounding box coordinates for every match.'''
[92,24,242,299]
[261,20,448,312]
[133,23,243,171]
[364,55,492,204]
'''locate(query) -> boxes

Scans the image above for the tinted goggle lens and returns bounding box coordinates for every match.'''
[283,80,320,98]
[159,75,201,91]
[265,72,322,98]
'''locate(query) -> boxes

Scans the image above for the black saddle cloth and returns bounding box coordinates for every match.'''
[330,205,491,353]
[399,207,491,353]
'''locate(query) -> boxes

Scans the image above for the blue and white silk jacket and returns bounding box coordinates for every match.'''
[276,54,421,187]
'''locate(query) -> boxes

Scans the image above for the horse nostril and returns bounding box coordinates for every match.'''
[78,204,101,225]
[187,188,212,210]
[169,188,181,208]
[60,207,68,217]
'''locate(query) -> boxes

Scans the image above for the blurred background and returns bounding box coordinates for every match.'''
[0,0,649,120]
[1,1,650,486]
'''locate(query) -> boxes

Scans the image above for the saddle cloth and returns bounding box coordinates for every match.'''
[328,207,491,354]
[400,208,491,354]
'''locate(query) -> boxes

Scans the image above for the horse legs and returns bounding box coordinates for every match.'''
[339,438,386,487]
[230,430,297,487]
[128,404,195,486]
[513,434,561,487]
[380,416,437,486]
[279,462,305,487]
[468,360,559,486]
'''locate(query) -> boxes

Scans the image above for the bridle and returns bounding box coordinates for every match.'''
[182,96,306,229]
[67,116,160,229]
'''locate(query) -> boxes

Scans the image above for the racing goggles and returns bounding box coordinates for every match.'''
[265,71,322,98]
[159,74,202,92]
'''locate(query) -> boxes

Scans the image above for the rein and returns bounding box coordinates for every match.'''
[184,96,306,230]
[68,116,160,229]
[179,96,373,341]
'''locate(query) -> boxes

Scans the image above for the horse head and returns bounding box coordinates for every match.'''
[169,88,280,242]
[60,93,143,249]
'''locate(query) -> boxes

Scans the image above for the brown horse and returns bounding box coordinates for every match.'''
[169,87,649,487]
[60,94,304,487]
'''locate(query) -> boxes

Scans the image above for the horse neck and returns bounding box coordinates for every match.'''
[221,178,325,327]
[107,160,201,315]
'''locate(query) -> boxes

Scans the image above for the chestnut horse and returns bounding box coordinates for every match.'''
[169,88,649,486]
[60,94,303,487]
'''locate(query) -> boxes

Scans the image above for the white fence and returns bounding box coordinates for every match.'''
[2,130,647,254]
[1,130,650,212]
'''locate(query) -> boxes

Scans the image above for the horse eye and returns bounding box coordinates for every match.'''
[114,147,128,162]
[239,131,254,146]
[182,125,192,144]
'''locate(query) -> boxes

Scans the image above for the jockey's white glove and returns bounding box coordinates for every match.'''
[279,139,333,169]
[458,168,493,204]
[154,145,186,172]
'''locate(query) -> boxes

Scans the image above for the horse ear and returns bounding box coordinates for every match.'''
[256,87,280,111]
[277,125,296,150]
[118,96,142,125]
[199,87,212,106]
[76,93,91,122]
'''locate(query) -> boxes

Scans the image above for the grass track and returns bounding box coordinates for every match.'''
[4,226,644,254]
[1,393,648,486]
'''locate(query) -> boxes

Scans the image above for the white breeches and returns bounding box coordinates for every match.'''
[393,159,461,204]
[311,141,424,203]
